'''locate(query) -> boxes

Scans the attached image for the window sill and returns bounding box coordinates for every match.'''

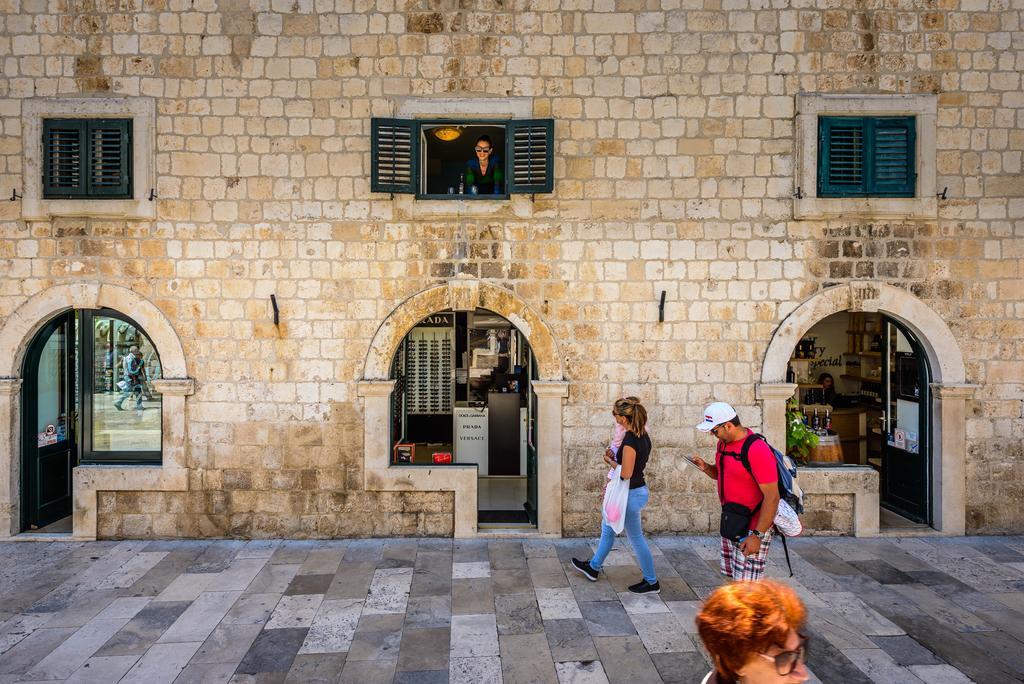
[394,195,537,219]
[22,198,156,221]
[793,196,936,221]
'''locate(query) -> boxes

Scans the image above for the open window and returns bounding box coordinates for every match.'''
[372,118,554,199]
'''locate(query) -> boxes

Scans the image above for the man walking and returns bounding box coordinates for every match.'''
[114,346,146,411]
[690,402,780,581]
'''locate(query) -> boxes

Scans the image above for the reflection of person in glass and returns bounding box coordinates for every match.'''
[465,135,504,194]
[114,345,147,411]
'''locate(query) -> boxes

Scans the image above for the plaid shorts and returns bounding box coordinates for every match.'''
[720,528,774,581]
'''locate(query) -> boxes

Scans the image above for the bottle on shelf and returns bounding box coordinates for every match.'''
[458,174,465,195]
[786,364,795,383]
[825,408,832,435]
[812,408,820,432]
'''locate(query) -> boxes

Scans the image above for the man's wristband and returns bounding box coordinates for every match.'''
[748,529,766,541]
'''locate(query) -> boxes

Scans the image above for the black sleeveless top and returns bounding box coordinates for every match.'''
[616,431,651,489]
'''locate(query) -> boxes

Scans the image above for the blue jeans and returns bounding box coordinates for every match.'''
[590,485,657,583]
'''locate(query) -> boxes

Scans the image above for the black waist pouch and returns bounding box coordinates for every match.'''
[720,502,756,543]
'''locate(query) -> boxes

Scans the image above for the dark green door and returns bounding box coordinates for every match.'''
[22,312,77,530]
[880,318,931,524]
[524,352,538,527]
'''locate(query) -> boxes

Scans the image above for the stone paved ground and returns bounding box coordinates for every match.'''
[0,536,1022,683]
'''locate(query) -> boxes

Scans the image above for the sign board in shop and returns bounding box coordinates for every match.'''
[455,407,488,474]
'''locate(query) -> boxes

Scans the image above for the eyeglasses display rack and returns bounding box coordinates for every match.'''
[405,326,453,415]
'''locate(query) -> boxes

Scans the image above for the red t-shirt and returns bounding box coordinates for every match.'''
[716,430,777,511]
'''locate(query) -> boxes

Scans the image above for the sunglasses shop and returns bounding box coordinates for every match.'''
[389,309,539,528]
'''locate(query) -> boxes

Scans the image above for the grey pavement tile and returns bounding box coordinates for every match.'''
[0,627,76,675]
[0,613,51,657]
[338,657,396,684]
[97,552,170,590]
[488,542,526,568]
[188,543,244,574]
[536,587,582,620]
[650,652,711,683]
[284,573,333,596]
[907,664,976,684]
[221,594,280,626]
[191,623,263,665]
[126,550,208,597]
[381,540,418,568]
[298,598,363,655]
[453,540,490,563]
[566,570,617,603]
[655,576,698,602]
[500,633,559,683]
[450,655,502,684]
[842,647,927,683]
[886,613,1020,684]
[961,629,1024,676]
[806,608,878,650]
[410,558,453,599]
[793,540,864,575]
[396,626,449,672]
[245,564,301,596]
[65,654,139,683]
[95,601,191,656]
[215,559,270,593]
[42,589,120,628]
[554,660,610,684]
[494,593,543,636]
[235,627,309,675]
[363,567,413,615]
[869,635,943,666]
[450,613,499,658]
[817,592,905,636]
[593,635,663,684]
[888,584,996,633]
[522,541,557,559]
[236,541,281,560]
[452,578,494,615]
[159,591,243,644]
[453,561,491,579]
[341,540,384,562]
[405,595,452,629]
[491,568,534,596]
[297,548,345,577]
[617,591,669,615]
[24,617,130,680]
[265,594,324,630]
[974,609,1024,643]
[579,600,636,637]
[120,642,201,683]
[94,596,153,621]
[174,660,238,683]
[664,600,700,634]
[393,669,447,684]
[346,613,405,661]
[269,543,314,566]
[543,618,598,662]
[849,559,916,584]
[660,548,723,587]
[156,573,219,602]
[325,561,376,600]
[283,653,346,683]
[993,591,1024,613]
[802,630,874,684]
[630,612,696,653]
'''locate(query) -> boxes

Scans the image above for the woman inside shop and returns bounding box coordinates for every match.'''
[818,372,837,406]
[570,397,660,594]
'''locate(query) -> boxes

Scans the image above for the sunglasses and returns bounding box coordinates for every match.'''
[474,147,491,152]
[756,635,808,676]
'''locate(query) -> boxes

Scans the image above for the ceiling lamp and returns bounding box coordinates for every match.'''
[433,126,461,142]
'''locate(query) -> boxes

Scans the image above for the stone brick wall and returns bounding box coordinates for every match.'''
[1,1,1022,537]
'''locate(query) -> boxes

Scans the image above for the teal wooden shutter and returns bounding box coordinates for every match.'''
[818,117,865,197]
[371,118,417,193]
[869,117,915,197]
[507,119,554,194]
[43,119,86,198]
[86,119,132,198]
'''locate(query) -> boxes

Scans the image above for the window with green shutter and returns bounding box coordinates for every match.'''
[818,116,915,198]
[43,118,132,199]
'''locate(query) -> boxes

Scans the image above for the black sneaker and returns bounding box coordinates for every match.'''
[628,579,661,594]
[571,558,599,582]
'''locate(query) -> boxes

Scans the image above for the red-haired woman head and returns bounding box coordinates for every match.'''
[696,580,809,683]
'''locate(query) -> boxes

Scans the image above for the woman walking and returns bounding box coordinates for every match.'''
[571,397,659,593]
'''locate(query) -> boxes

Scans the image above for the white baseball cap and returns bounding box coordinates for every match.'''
[695,402,738,432]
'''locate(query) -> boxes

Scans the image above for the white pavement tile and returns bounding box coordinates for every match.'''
[120,641,202,684]
[450,614,500,658]
[94,596,152,621]
[65,654,139,683]
[235,540,281,559]
[265,593,324,630]
[453,561,492,579]
[24,618,129,680]
[154,573,217,602]
[907,664,975,684]
[618,591,670,615]
[817,592,905,636]
[214,557,269,592]
[96,552,169,590]
[158,591,242,644]
[362,567,413,615]
[220,592,280,626]
[555,660,611,684]
[451,655,503,683]
[665,601,701,634]
[842,648,927,684]
[536,587,583,620]
[630,613,696,653]
[173,660,238,683]
[0,613,51,656]
[298,598,363,654]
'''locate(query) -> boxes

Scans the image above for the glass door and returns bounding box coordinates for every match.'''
[881,318,931,524]
[22,312,76,530]
[525,348,538,527]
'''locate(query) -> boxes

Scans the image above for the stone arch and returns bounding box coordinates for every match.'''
[0,282,192,539]
[762,281,966,385]
[362,278,564,382]
[0,282,187,379]
[759,281,972,535]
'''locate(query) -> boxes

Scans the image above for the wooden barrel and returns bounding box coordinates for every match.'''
[809,434,843,464]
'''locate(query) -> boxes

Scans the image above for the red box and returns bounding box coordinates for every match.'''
[432,452,452,464]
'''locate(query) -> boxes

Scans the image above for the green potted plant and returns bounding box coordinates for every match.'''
[786,398,819,464]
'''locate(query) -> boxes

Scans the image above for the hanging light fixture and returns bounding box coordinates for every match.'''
[433,126,461,142]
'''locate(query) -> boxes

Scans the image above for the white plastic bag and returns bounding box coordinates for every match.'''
[773,498,803,537]
[116,380,127,390]
[602,466,630,535]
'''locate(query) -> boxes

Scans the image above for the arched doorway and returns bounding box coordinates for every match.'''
[761,282,973,535]
[20,308,164,532]
[389,307,540,528]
